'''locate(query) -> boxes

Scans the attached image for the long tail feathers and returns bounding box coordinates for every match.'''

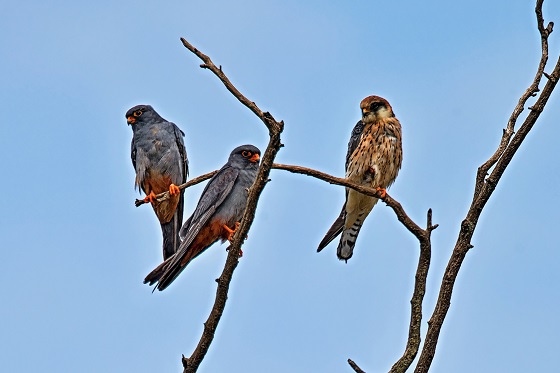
[144,255,183,292]
[160,192,184,260]
[336,218,364,262]
[317,206,345,252]
[144,256,172,286]
[144,246,204,292]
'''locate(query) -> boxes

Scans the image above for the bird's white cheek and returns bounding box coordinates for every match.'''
[376,107,392,119]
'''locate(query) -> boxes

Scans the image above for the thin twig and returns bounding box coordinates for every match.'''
[348,359,367,373]
[134,170,217,207]
[180,37,281,134]
[134,164,386,208]
[474,0,551,196]
[271,163,426,238]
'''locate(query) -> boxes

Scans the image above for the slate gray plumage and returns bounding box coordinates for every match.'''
[127,104,188,260]
[144,144,260,291]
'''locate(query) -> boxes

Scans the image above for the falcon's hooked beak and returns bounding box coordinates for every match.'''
[127,116,136,125]
[249,153,260,163]
[362,109,372,119]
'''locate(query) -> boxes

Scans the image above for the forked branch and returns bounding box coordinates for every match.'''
[414,2,560,372]
[177,38,285,373]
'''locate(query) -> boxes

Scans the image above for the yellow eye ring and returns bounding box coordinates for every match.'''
[241,151,251,157]
[133,110,143,117]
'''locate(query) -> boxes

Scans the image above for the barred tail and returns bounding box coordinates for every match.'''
[336,218,364,262]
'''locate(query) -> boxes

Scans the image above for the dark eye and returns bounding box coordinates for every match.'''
[241,150,252,157]
[133,110,143,117]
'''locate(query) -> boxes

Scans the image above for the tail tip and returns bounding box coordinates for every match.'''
[336,243,354,262]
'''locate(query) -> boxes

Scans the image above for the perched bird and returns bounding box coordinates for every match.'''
[318,95,402,261]
[127,104,188,260]
[144,144,261,291]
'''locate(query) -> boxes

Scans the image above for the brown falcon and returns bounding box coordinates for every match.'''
[318,95,403,261]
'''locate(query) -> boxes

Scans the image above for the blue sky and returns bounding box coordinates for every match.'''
[1,1,560,372]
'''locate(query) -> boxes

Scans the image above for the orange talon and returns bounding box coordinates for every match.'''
[169,184,180,195]
[375,187,387,198]
[223,222,241,242]
[143,191,157,204]
[224,222,245,257]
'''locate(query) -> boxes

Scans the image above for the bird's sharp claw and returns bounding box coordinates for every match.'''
[223,222,241,242]
[375,187,387,198]
[169,184,180,195]
[143,191,157,203]
[223,222,246,257]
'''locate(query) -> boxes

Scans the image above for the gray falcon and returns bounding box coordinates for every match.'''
[144,144,260,291]
[127,104,188,260]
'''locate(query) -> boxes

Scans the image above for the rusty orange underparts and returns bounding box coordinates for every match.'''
[142,174,174,197]
[178,220,245,266]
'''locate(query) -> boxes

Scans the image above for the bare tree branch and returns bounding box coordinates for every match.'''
[134,170,217,207]
[389,210,436,373]
[180,37,282,135]
[182,133,282,372]
[414,2,560,371]
[474,0,552,196]
[176,38,285,373]
[349,359,367,373]
[136,162,427,241]
[272,163,429,239]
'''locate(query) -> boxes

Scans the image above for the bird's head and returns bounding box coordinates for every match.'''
[125,105,162,125]
[229,144,261,168]
[360,96,394,123]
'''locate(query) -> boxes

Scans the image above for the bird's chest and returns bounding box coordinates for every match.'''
[135,126,168,154]
[346,124,401,187]
[214,174,253,224]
